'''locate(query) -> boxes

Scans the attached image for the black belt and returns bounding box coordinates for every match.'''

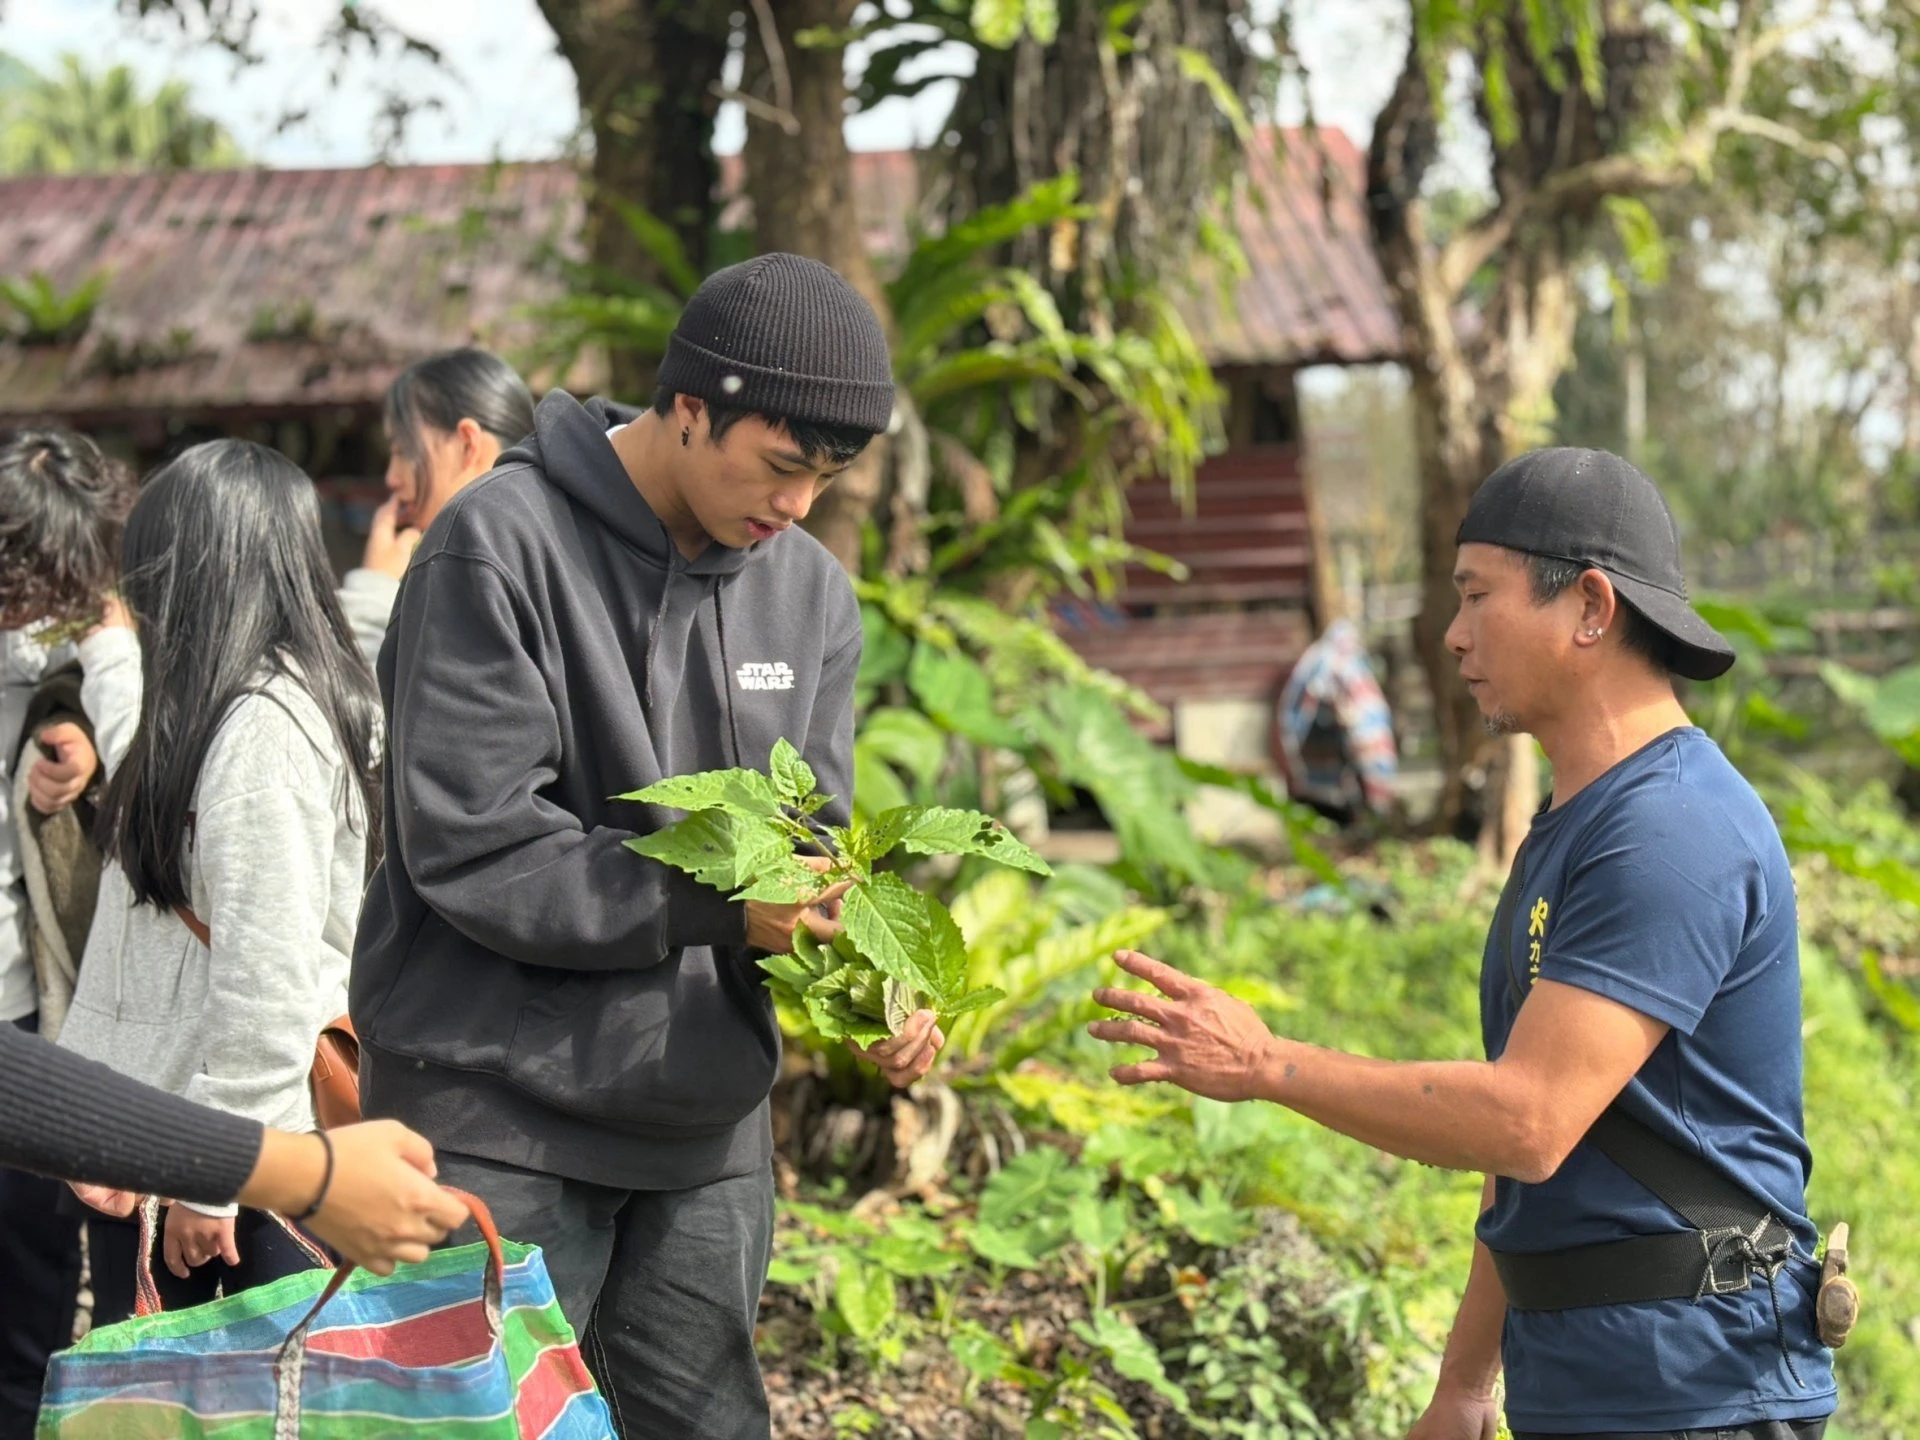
[1494,1211,1797,1311]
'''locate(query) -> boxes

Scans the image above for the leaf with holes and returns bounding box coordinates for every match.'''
[866,805,1050,876]
[625,810,787,892]
[617,767,782,820]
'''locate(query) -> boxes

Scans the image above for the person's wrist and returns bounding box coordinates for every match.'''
[1252,1033,1296,1103]
[241,1129,330,1216]
[1431,1368,1501,1405]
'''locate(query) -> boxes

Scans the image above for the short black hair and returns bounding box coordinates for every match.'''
[386,348,536,464]
[1523,552,1674,672]
[0,429,137,628]
[651,387,874,468]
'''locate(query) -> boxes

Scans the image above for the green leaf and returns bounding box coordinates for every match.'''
[1022,0,1059,45]
[979,1146,1096,1230]
[857,604,913,693]
[841,871,962,997]
[606,198,703,298]
[619,767,782,820]
[627,810,787,892]
[971,0,1025,47]
[1069,1193,1130,1253]
[867,805,1051,875]
[1868,663,1920,742]
[1820,659,1880,714]
[969,1220,1052,1269]
[948,1322,1012,1381]
[1071,1313,1189,1412]
[1081,1125,1186,1184]
[858,708,948,789]
[1174,46,1251,142]
[1603,194,1669,286]
[769,738,817,808]
[908,643,1023,748]
[1158,1180,1251,1248]
[939,985,1005,1019]
[864,1230,964,1280]
[832,1256,896,1340]
[759,951,820,995]
[887,175,1086,321]
[1173,756,1342,888]
[731,854,823,903]
[853,745,913,821]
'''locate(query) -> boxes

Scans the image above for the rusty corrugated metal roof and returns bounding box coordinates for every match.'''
[1183,127,1404,367]
[0,130,1397,421]
[0,162,580,421]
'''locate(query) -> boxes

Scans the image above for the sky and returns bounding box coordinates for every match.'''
[0,0,1407,167]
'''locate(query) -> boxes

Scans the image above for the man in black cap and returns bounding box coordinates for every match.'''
[1087,448,1836,1437]
[351,254,944,1438]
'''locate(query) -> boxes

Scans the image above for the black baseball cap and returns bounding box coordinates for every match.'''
[1455,447,1734,681]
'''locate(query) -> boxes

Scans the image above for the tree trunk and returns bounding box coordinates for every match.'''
[1367,37,1592,868]
[537,0,730,399]
[735,0,897,576]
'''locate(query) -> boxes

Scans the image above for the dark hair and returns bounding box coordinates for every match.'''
[384,348,535,466]
[0,430,137,627]
[1523,552,1674,672]
[98,441,382,910]
[650,387,873,467]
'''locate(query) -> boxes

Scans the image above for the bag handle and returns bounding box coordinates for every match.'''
[272,1188,502,1440]
[132,1197,336,1320]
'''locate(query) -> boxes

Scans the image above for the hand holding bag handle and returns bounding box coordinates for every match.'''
[272,1189,501,1440]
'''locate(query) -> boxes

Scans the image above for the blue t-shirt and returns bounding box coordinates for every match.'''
[1477,728,1835,1432]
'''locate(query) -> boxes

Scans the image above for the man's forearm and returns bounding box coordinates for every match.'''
[1436,1178,1506,1401]
[1254,1038,1551,1179]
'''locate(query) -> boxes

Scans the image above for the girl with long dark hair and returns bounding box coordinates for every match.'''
[58,439,382,1322]
[341,347,535,664]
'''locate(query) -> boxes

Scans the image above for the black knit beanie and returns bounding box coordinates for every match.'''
[656,253,895,434]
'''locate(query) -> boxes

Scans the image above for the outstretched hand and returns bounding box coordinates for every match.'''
[1088,950,1279,1103]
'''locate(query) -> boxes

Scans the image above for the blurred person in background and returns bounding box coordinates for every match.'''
[340,348,536,666]
[0,429,135,1440]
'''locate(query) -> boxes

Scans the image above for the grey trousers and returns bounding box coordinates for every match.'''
[433,1152,775,1440]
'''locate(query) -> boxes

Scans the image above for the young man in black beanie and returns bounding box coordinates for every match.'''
[351,254,944,1438]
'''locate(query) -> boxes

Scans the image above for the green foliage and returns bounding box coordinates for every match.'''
[0,53,242,174]
[1822,659,1920,768]
[0,270,105,343]
[970,0,1059,49]
[622,739,1047,1042]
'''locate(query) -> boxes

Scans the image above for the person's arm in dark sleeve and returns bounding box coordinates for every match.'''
[388,551,742,970]
[0,1021,261,1205]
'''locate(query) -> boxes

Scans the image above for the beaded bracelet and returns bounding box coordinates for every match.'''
[294,1131,335,1222]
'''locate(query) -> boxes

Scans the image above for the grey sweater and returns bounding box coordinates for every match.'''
[60,661,366,1212]
[351,391,860,1191]
[339,569,401,671]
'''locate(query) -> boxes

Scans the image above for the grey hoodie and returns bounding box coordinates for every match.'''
[350,392,860,1190]
[59,659,365,1215]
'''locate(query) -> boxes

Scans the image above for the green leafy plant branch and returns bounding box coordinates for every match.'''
[621,739,1052,1046]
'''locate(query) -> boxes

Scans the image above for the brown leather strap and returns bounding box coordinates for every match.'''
[173,904,211,948]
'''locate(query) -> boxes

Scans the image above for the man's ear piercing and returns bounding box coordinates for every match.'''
[681,427,691,447]
[1586,627,1604,638]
